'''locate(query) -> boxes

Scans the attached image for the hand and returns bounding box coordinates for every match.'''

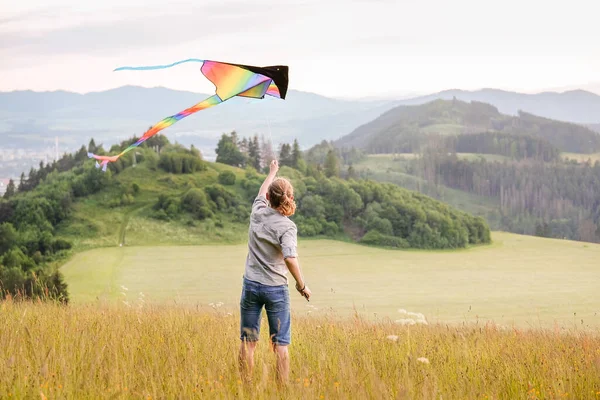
[269,159,279,175]
[296,282,311,301]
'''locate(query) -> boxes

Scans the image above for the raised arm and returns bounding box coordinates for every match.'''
[258,160,279,198]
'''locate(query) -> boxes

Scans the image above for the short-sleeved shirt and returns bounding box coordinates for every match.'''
[244,195,298,286]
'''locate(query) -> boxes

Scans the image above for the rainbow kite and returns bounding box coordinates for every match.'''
[88,59,289,171]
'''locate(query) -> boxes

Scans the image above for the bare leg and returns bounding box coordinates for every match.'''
[239,340,258,382]
[273,344,289,385]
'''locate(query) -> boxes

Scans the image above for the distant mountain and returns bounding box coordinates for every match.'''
[0,86,396,157]
[336,99,600,154]
[3,86,600,162]
[588,124,600,133]
[396,89,600,125]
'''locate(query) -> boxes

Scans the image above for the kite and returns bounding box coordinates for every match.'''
[87,59,289,171]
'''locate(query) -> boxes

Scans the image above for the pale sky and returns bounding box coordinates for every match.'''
[1,0,599,98]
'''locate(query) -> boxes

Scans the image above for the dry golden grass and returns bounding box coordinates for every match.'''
[1,301,599,399]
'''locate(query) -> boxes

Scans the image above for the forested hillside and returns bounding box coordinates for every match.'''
[336,99,600,154]
[0,134,490,300]
[410,153,600,242]
[330,98,600,244]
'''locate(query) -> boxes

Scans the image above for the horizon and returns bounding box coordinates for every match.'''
[2,84,600,101]
[1,0,599,98]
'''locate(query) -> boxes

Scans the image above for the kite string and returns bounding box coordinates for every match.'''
[265,111,276,161]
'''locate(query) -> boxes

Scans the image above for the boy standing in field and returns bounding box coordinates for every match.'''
[239,159,311,384]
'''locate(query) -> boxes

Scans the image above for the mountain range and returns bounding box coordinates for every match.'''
[335,99,600,154]
[0,86,393,157]
[399,88,600,125]
[1,86,600,158]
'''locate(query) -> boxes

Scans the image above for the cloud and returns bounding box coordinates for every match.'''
[0,0,317,56]
[0,8,59,26]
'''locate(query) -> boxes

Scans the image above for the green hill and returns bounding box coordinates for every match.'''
[351,153,600,244]
[336,99,600,155]
[0,136,491,301]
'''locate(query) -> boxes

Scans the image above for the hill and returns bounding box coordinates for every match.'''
[398,88,600,125]
[336,99,600,154]
[0,135,491,300]
[0,86,395,156]
[350,153,600,244]
[589,123,600,133]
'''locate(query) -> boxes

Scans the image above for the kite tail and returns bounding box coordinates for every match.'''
[87,153,111,172]
[114,58,205,71]
[88,94,223,171]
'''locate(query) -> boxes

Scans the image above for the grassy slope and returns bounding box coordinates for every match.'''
[60,232,600,329]
[56,162,249,250]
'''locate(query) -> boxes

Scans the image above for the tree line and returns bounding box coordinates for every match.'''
[212,134,489,248]
[409,152,600,242]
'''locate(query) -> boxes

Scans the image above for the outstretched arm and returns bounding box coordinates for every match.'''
[258,160,279,197]
[285,257,311,301]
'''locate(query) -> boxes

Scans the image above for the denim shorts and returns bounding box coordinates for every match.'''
[240,277,291,346]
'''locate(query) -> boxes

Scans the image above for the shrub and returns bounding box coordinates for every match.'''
[218,171,237,185]
[360,231,409,248]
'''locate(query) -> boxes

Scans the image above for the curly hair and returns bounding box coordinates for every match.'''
[268,177,296,217]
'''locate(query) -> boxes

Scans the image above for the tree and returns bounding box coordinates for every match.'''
[75,145,88,162]
[88,138,98,154]
[248,135,262,171]
[324,150,340,178]
[291,139,303,169]
[347,164,357,180]
[279,143,292,167]
[215,133,245,167]
[3,179,16,199]
[18,173,25,192]
[0,222,18,254]
[190,144,202,159]
[260,136,276,169]
[239,137,249,155]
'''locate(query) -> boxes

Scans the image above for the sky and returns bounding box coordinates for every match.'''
[1,0,599,98]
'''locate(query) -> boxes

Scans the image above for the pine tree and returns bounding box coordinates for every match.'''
[248,135,262,171]
[3,179,16,199]
[291,139,302,169]
[324,150,340,178]
[260,135,275,171]
[18,173,25,192]
[27,167,37,190]
[75,145,88,162]
[88,138,97,154]
[239,137,249,155]
[279,143,292,167]
[347,164,357,180]
[230,131,239,147]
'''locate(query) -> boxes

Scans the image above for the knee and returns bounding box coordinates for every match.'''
[241,340,258,353]
[274,344,289,359]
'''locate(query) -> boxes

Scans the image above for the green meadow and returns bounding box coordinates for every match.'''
[61,231,600,329]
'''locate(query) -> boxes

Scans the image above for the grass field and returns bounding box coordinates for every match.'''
[562,152,600,164]
[2,303,599,399]
[60,232,600,329]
